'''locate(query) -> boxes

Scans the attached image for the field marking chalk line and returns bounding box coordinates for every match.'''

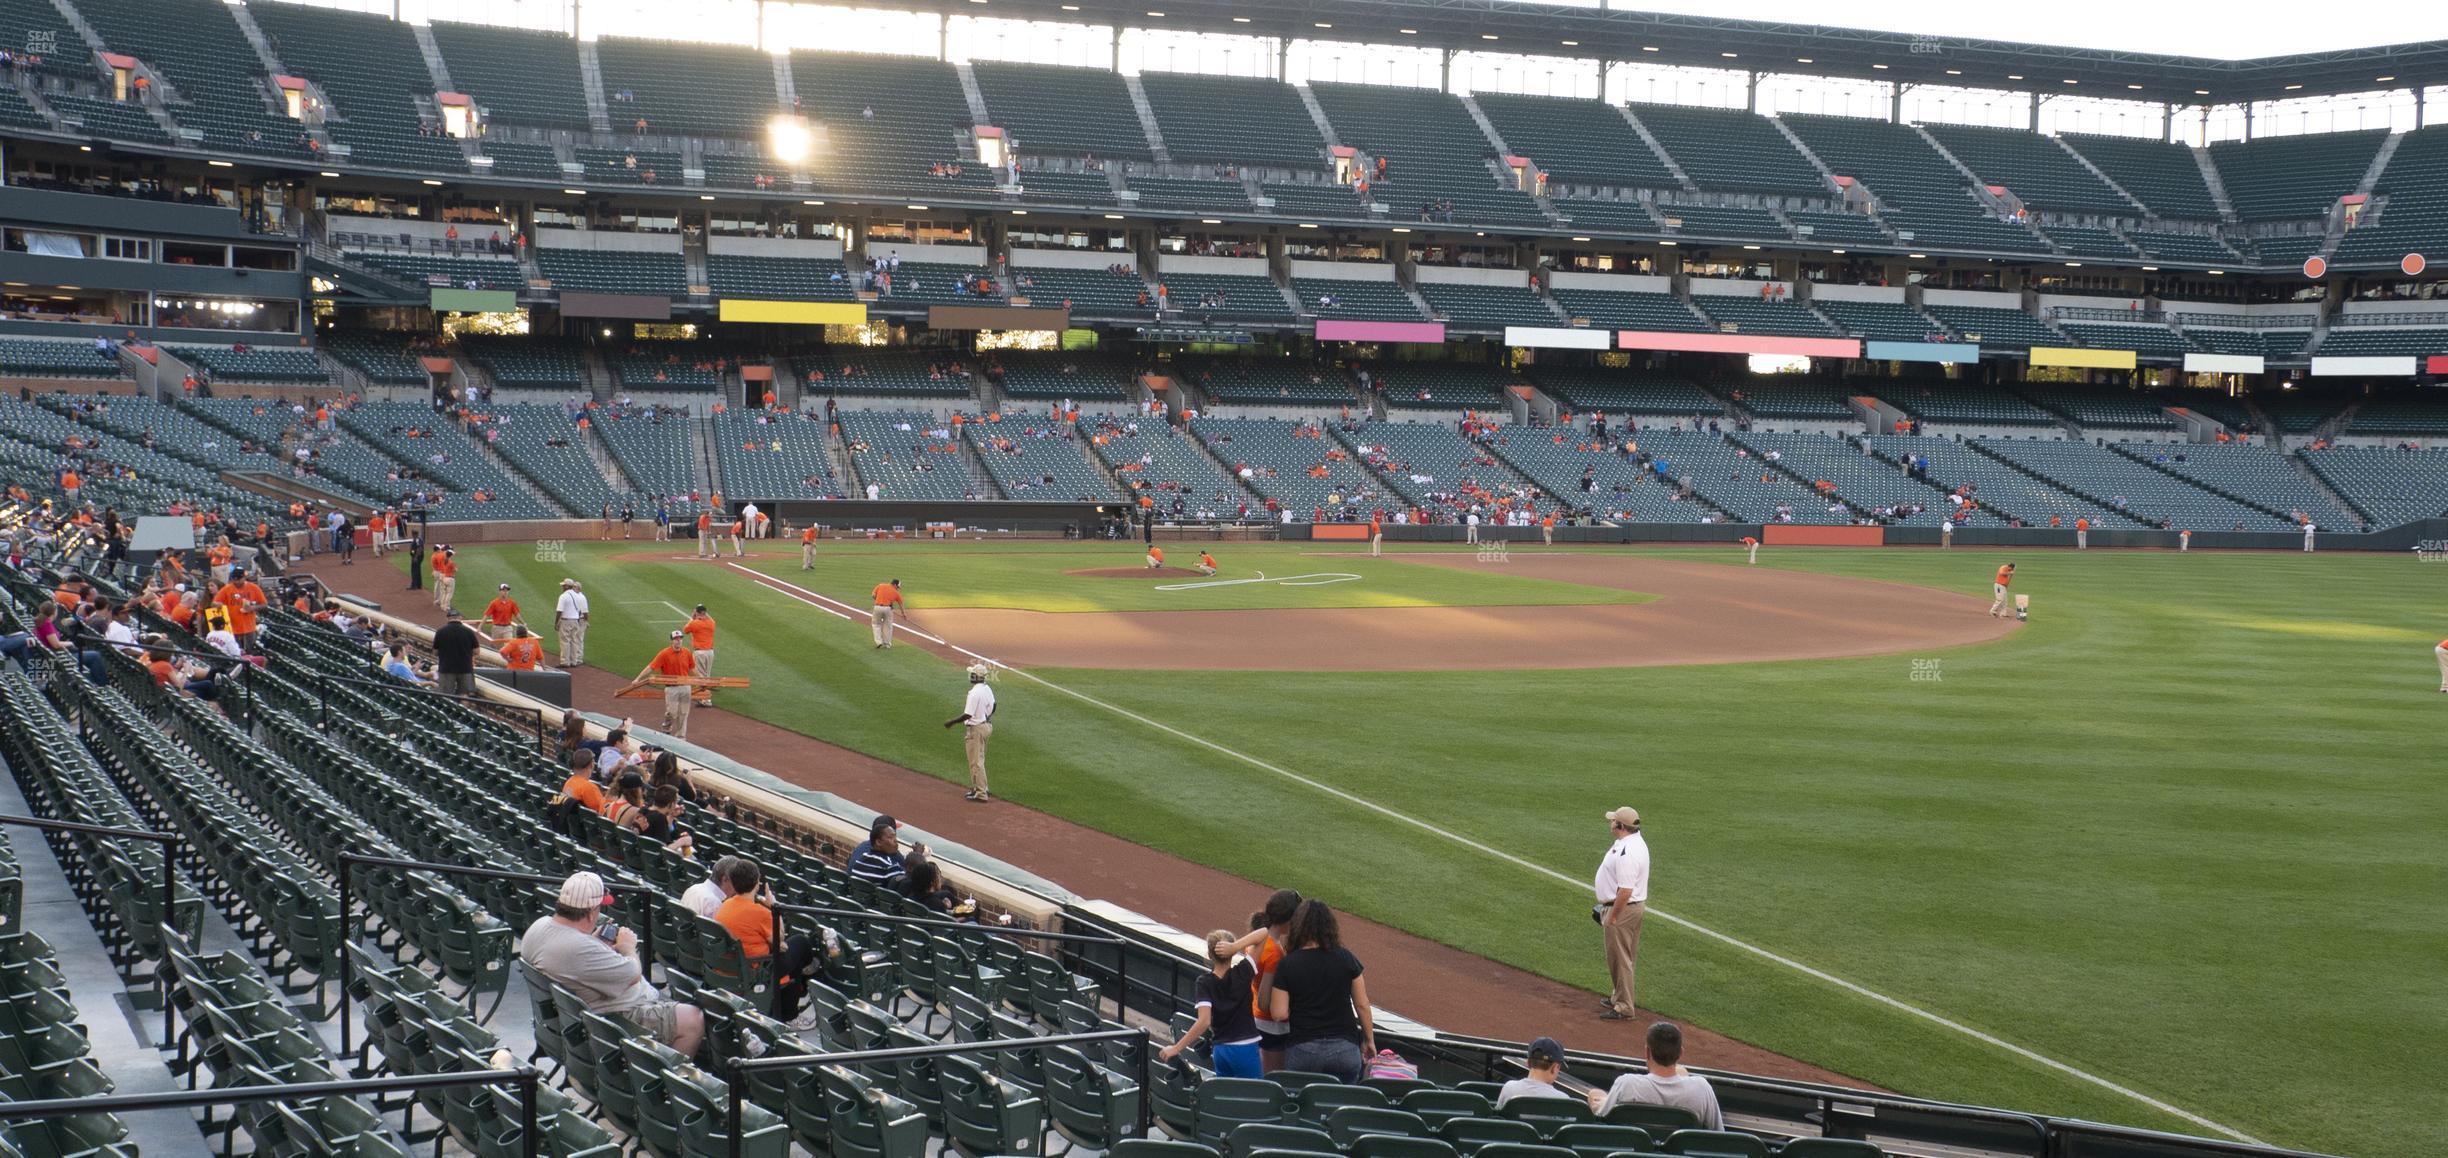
[1153,571,1361,591]
[721,562,2261,1145]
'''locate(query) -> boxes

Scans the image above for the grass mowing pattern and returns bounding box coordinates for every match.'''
[407,541,2444,1158]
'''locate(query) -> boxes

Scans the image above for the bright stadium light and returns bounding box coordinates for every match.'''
[768,115,814,165]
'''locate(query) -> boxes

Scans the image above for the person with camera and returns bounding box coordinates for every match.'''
[144,644,218,699]
[520,871,703,1056]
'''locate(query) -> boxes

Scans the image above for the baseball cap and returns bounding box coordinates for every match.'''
[498,583,511,590]
[560,578,577,587]
[556,871,610,910]
[966,663,990,679]
[1526,1036,1565,1067]
[670,629,685,639]
[445,607,464,618]
[1604,806,1641,828]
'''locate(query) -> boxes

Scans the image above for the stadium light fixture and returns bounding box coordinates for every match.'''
[1145,10,1162,16]
[1742,244,1762,250]
[1641,45,1657,51]
[1871,63,1888,70]
[1830,248,1846,254]
[2065,261,2082,267]
[2285,84,2303,90]
[1945,69,1961,75]
[1392,227,1411,232]
[804,200,824,205]
[1483,34,1500,40]
[1561,40,1578,46]
[77,144,90,152]
[1299,222,1319,228]
[564,188,587,195]
[2207,269,2224,274]
[2196,89,2210,95]
[1572,236,1591,241]
[423,178,445,185]
[1010,209,1027,214]
[208,159,234,168]
[768,115,815,165]
[907,204,929,210]
[1721,51,1737,58]
[2008,74,2025,80]
[1201,218,1222,224]
[2128,84,2143,90]
[2063,78,2078,84]
[701,194,716,201]
[1399,28,1416,34]
[1104,213,1125,219]
[1315,22,1331,28]
[2141,265,2158,271]
[1231,14,1249,20]
[1796,57,1812,64]
[1908,252,1927,258]
[319,170,340,178]
[2377,75,2396,82]
[1659,240,1677,246]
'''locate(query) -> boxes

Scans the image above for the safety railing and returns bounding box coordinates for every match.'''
[0,812,179,1042]
[0,1070,545,1158]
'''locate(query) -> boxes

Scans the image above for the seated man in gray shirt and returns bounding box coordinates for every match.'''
[520,871,703,1057]
[1496,1036,1576,1107]
[1592,1021,1723,1129]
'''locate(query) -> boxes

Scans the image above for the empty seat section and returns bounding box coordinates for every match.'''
[2129,230,2242,264]
[973,61,1153,159]
[964,418,1124,500]
[575,146,685,185]
[430,21,592,131]
[2207,130,2387,222]
[1472,92,1677,190]
[2314,323,2448,357]
[2012,384,2174,430]
[1730,430,1951,524]
[168,344,323,383]
[1262,181,1373,221]
[1868,434,2137,527]
[2301,446,2448,527]
[2044,225,2141,259]
[1139,72,1326,168]
[250,3,468,172]
[1417,282,1555,329]
[1308,82,1547,227]
[1924,305,2062,351]
[699,149,791,189]
[477,140,564,181]
[1008,266,1151,317]
[1347,419,1553,518]
[1127,177,1255,213]
[839,410,990,500]
[2245,233,2326,269]
[0,0,86,83]
[2060,132,2221,220]
[1552,199,1661,233]
[2119,441,2361,530]
[45,93,166,142]
[1782,113,2045,253]
[459,336,582,391]
[75,0,306,157]
[1178,359,1352,407]
[991,352,1135,402]
[1977,438,2293,530]
[796,350,978,401]
[353,250,524,291]
[536,247,687,296]
[1089,416,1254,514]
[2331,125,2448,269]
[866,260,999,308]
[708,254,855,301]
[791,52,990,196]
[1547,287,1705,331]
[2058,321,2193,356]
[1629,104,1827,196]
[1370,363,1520,412]
[1532,371,1719,416]
[339,400,556,518]
[0,337,130,378]
[1871,382,2056,427]
[1816,299,1950,343]
[1920,122,2134,214]
[594,410,702,510]
[0,85,49,130]
[1018,168,1119,205]
[1690,295,1838,336]
[324,332,428,385]
[1634,429,1850,523]
[596,37,778,139]
[1493,431,1713,522]
[712,412,845,500]
[480,403,639,512]
[2348,390,2448,436]
[1295,276,1424,321]
[1785,210,1891,246]
[1654,203,1790,243]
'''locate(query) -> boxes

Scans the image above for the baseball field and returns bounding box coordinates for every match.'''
[386,538,2444,1158]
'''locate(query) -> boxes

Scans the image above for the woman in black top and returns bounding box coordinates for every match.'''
[1267,900,1375,1082]
[1161,929,1265,1077]
[899,855,964,918]
[649,750,699,804]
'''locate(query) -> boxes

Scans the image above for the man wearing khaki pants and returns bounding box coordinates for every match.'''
[1594,806,1650,1021]
[944,663,996,803]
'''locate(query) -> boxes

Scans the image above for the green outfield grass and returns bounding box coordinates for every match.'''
[404,541,2445,1158]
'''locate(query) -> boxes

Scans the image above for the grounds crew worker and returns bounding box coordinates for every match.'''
[431,545,457,609]
[800,524,819,570]
[684,604,718,701]
[871,579,905,649]
[555,578,589,666]
[1989,562,2016,618]
[944,662,996,803]
[485,583,521,639]
[638,630,699,738]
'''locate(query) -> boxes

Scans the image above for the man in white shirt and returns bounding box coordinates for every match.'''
[2302,522,2316,553]
[1496,1036,1575,1108]
[942,663,996,803]
[555,579,590,666]
[1591,1022,1722,1129]
[679,855,742,919]
[1594,806,1650,1021]
[1465,511,1482,544]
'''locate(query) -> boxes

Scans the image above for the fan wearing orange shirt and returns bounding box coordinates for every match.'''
[1989,562,2016,618]
[683,606,718,701]
[870,579,904,649]
[636,630,701,738]
[559,749,608,815]
[430,546,458,610]
[709,858,837,1026]
[499,625,544,671]
[799,524,819,570]
[214,568,268,651]
[695,511,716,560]
[484,584,522,639]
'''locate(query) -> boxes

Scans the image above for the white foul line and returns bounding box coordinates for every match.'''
[1152,572,1362,591]
[721,562,2261,1145]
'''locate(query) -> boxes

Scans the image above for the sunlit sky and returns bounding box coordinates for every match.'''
[1626,0,2448,60]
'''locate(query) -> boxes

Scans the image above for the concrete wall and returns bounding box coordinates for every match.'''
[705,235,844,260]
[1008,248,1139,271]
[1546,271,1671,293]
[866,241,987,266]
[1807,282,1906,304]
[1412,265,1527,287]
[1157,255,1269,277]
[1921,288,2024,309]
[533,227,683,254]
[1690,277,1788,298]
[1287,260,1397,282]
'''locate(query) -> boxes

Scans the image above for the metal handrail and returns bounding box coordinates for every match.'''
[0,1069,543,1158]
[0,813,178,1043]
[722,1026,1152,1158]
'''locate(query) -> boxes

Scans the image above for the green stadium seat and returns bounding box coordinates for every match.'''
[1665,1130,1769,1158]
[1329,1107,1434,1148]
[1441,1116,1547,1152]
[1552,1122,1656,1158]
[1350,1136,1466,1158]
[1139,72,1326,168]
[1197,1078,1293,1147]
[1601,1105,1700,1132]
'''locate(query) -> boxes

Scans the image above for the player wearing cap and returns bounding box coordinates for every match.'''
[519,872,702,1055]
[555,579,590,666]
[695,510,715,559]
[1989,562,2015,618]
[800,524,819,570]
[1594,806,1649,1021]
[637,632,700,738]
[1197,550,1218,576]
[1496,1036,1575,1107]
[871,579,904,649]
[943,663,996,802]
[484,584,521,639]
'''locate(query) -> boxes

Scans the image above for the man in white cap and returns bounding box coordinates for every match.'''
[942,663,996,802]
[518,871,702,1056]
[554,579,590,667]
[1594,806,1649,1021]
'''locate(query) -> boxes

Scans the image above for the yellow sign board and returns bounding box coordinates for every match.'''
[718,299,868,326]
[2029,346,2138,370]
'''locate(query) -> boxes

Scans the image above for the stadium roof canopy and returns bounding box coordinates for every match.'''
[836,0,2448,106]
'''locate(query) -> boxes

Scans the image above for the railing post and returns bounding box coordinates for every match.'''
[518,1067,540,1158]
[1135,1027,1154,1137]
[726,1062,746,1158]
[159,851,176,1048]
[337,856,355,1069]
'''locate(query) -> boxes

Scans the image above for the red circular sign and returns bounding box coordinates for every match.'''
[2302,255,2327,280]
[2404,253,2429,277]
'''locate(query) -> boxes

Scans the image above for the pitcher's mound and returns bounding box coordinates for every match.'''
[1069,567,1207,579]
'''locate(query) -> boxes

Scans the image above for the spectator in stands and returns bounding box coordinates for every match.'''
[705,858,843,1031]
[1591,1022,1722,1127]
[649,750,698,805]
[521,871,703,1056]
[146,644,216,699]
[431,607,481,698]
[1268,899,1374,1082]
[1160,928,1265,1077]
[604,772,650,833]
[382,643,428,686]
[1497,1037,1575,1107]
[682,855,743,918]
[641,786,692,854]
[847,823,911,887]
[898,855,964,917]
